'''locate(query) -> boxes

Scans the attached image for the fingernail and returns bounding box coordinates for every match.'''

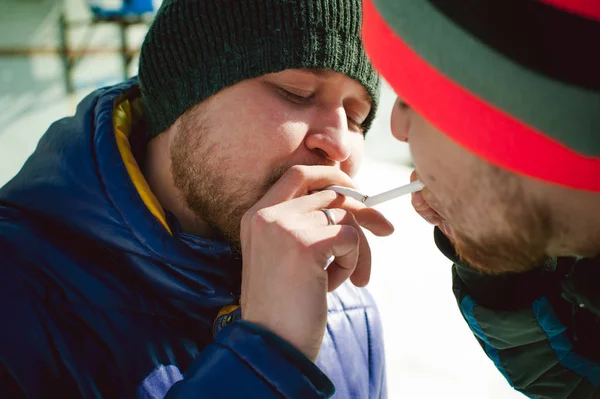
[413,192,424,207]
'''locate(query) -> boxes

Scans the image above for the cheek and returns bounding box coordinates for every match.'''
[244,99,306,148]
[407,118,464,202]
[224,104,303,158]
[229,120,310,183]
[406,125,435,181]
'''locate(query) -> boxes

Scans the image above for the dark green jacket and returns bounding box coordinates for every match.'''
[435,228,600,398]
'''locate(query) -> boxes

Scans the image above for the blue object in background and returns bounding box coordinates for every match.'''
[88,0,160,18]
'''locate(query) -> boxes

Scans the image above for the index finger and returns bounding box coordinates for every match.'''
[257,165,356,209]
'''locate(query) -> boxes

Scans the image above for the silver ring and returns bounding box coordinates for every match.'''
[321,209,337,226]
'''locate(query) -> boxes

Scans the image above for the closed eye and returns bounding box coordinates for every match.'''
[277,87,315,105]
[346,113,366,135]
[347,118,363,134]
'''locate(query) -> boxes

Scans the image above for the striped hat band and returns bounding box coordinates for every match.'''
[362,0,600,191]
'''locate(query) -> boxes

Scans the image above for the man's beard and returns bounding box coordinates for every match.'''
[445,166,553,275]
[170,114,287,254]
[452,223,551,275]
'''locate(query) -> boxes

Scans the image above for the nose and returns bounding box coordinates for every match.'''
[391,97,410,143]
[305,106,352,163]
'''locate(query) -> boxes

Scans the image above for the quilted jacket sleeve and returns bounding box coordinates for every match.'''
[434,228,600,399]
[166,321,335,399]
[0,229,334,398]
[0,277,334,399]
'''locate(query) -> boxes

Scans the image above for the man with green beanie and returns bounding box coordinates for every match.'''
[0,1,393,397]
[362,0,600,397]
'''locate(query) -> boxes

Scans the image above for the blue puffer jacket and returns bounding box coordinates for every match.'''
[0,79,387,399]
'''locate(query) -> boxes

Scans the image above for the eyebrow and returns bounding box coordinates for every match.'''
[300,68,373,108]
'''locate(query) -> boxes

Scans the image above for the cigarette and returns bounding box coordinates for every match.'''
[325,180,425,207]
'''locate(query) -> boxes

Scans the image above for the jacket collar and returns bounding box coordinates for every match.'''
[0,78,241,311]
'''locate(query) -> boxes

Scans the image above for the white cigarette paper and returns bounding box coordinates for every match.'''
[325,180,425,207]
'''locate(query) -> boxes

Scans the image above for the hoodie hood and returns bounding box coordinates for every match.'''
[0,78,241,313]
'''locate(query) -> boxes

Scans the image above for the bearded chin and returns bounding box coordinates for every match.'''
[175,163,290,256]
[185,189,257,249]
[451,228,549,275]
[170,113,327,253]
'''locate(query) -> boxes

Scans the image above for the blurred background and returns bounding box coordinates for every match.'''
[0,1,523,397]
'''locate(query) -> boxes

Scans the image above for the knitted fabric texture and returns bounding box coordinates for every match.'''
[139,0,381,137]
[362,0,600,191]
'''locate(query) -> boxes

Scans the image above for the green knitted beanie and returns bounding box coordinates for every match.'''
[138,0,381,138]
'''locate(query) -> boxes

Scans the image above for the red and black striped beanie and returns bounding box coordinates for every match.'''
[362,0,600,191]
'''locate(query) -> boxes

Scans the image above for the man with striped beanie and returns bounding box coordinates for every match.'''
[363,0,600,397]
